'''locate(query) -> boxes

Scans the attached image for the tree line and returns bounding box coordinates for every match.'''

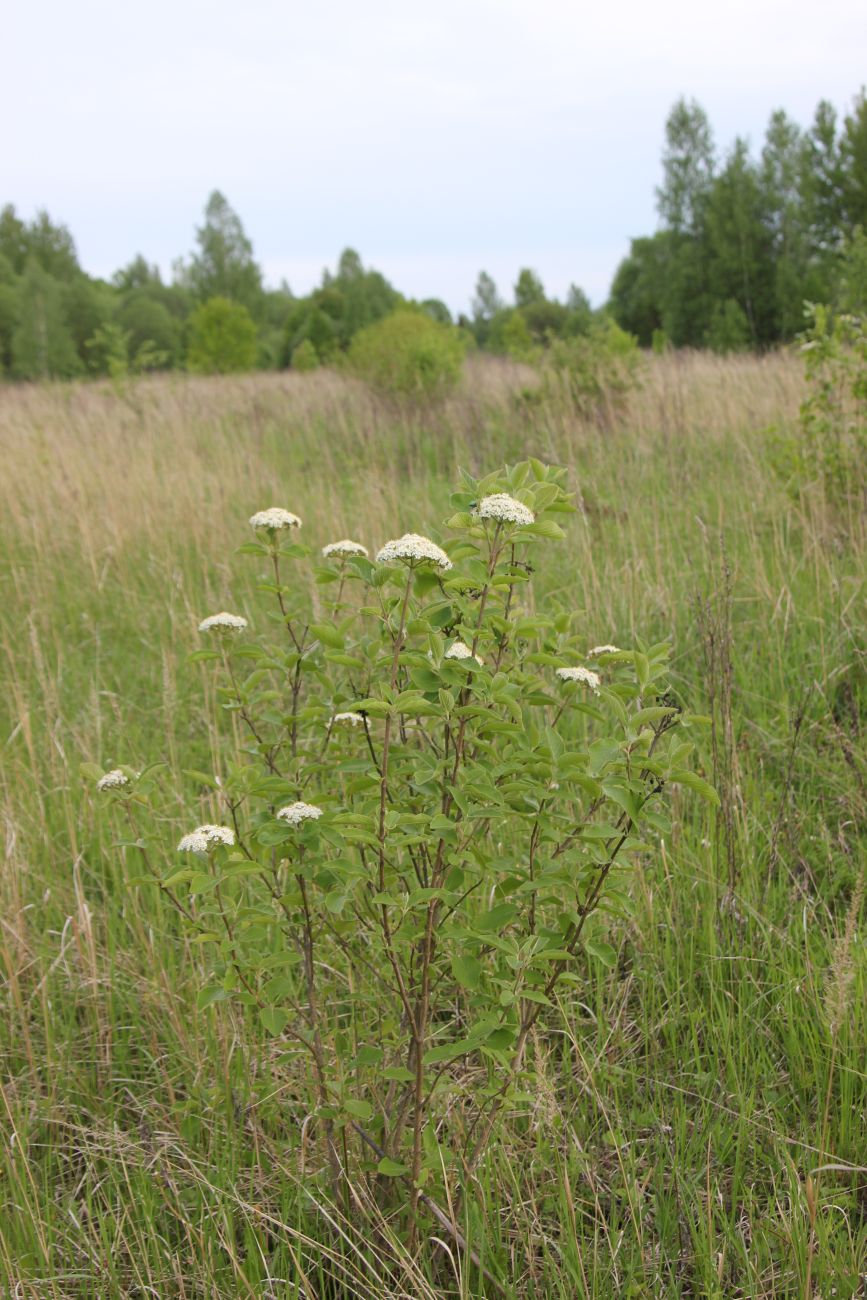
[609,90,867,349]
[1,88,864,380]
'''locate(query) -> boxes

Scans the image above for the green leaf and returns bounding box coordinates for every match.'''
[451,954,482,990]
[197,985,230,1009]
[520,519,566,540]
[475,903,518,933]
[309,622,345,650]
[343,1098,374,1120]
[356,1046,383,1067]
[187,649,222,664]
[188,873,216,894]
[424,1037,477,1065]
[670,768,720,805]
[183,768,218,788]
[377,1157,410,1178]
[260,1008,290,1035]
[163,868,193,888]
[585,938,618,969]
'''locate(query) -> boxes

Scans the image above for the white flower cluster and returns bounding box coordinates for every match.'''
[277,801,323,826]
[177,824,236,853]
[475,493,535,526]
[331,711,364,727]
[587,644,620,657]
[556,666,601,692]
[322,539,368,559]
[444,640,483,665]
[375,534,452,571]
[96,768,132,792]
[249,507,302,531]
[198,612,248,634]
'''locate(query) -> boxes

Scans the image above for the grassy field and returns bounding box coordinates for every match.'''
[0,351,864,1298]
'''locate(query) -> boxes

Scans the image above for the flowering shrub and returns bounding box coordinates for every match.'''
[93,460,713,1246]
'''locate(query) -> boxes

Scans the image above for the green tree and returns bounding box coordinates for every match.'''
[472,270,502,319]
[0,206,29,274]
[12,259,80,379]
[563,284,593,336]
[279,251,400,364]
[419,298,452,325]
[608,235,668,345]
[652,100,717,345]
[514,268,546,308]
[657,98,715,234]
[115,293,181,367]
[470,271,504,345]
[760,109,823,337]
[332,249,399,341]
[839,90,867,229]
[0,253,18,373]
[113,254,163,293]
[801,100,844,256]
[704,138,775,345]
[62,276,113,366]
[26,211,79,280]
[186,296,258,374]
[180,191,263,315]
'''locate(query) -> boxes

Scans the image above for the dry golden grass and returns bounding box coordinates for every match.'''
[0,349,805,558]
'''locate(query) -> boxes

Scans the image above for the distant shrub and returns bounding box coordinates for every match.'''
[798,303,866,505]
[766,301,867,511]
[542,317,641,418]
[291,339,319,372]
[186,296,257,375]
[85,322,169,387]
[347,308,465,397]
[496,309,537,362]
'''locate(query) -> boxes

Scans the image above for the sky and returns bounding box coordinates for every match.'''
[4,0,866,313]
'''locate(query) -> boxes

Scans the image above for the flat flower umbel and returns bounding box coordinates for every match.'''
[322,539,368,559]
[445,640,483,664]
[96,768,135,792]
[177,824,235,853]
[475,493,535,526]
[375,534,452,571]
[198,612,248,634]
[249,507,302,531]
[276,801,323,826]
[556,665,601,692]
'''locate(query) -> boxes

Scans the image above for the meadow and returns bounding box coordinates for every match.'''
[0,351,864,1298]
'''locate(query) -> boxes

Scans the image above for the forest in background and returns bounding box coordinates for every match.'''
[1,88,866,382]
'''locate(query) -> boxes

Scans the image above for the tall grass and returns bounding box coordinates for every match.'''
[0,351,864,1297]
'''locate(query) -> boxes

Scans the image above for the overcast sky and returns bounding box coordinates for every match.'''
[5,0,865,311]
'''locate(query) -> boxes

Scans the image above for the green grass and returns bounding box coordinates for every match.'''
[0,354,864,1297]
